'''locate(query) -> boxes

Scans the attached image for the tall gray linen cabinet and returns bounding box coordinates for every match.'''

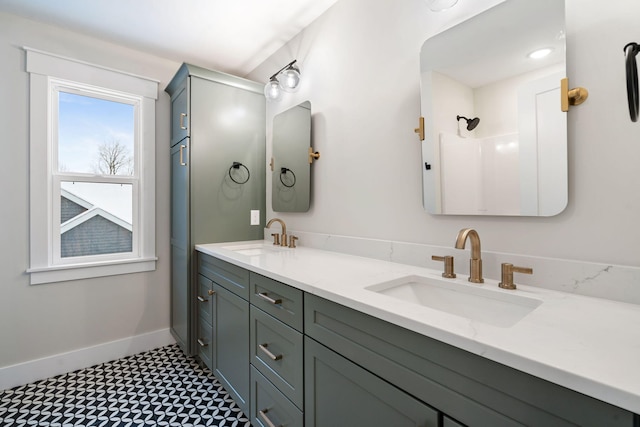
[165,63,266,355]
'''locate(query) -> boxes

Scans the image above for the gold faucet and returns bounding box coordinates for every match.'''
[455,228,484,283]
[266,218,288,247]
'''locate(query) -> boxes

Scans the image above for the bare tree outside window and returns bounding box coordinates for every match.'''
[94,138,133,175]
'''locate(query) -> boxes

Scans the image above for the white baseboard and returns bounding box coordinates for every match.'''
[0,328,175,391]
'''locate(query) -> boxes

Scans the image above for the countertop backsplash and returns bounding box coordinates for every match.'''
[265,229,640,306]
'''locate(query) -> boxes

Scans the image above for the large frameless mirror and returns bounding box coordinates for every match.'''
[420,0,567,216]
[272,101,312,212]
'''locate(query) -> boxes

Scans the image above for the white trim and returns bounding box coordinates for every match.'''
[27,257,157,285]
[24,47,159,99]
[61,188,94,211]
[61,207,132,233]
[27,49,157,284]
[0,328,175,391]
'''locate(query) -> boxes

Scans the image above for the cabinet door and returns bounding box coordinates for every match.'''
[213,283,250,415]
[443,415,466,427]
[189,76,266,243]
[170,77,188,147]
[170,140,190,353]
[305,337,438,427]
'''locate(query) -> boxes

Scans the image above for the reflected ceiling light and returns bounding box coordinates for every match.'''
[264,59,301,101]
[528,48,553,59]
[426,0,459,12]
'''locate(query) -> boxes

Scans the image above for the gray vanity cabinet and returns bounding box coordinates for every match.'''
[198,253,251,416]
[166,63,265,356]
[304,336,439,427]
[196,252,639,427]
[304,294,636,427]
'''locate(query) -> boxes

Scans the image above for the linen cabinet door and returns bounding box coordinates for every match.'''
[304,337,438,427]
[169,139,190,354]
[212,283,250,415]
[170,76,188,147]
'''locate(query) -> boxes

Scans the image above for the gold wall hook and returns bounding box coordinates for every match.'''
[308,147,320,164]
[561,77,589,112]
[414,116,425,141]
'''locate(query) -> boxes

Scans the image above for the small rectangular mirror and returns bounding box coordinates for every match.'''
[272,101,312,212]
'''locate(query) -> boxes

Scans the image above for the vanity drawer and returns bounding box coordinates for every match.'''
[199,253,249,300]
[250,306,303,409]
[250,272,303,332]
[196,274,213,321]
[251,365,303,427]
[197,316,213,370]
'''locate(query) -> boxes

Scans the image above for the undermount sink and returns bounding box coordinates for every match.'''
[366,275,542,328]
[222,243,281,256]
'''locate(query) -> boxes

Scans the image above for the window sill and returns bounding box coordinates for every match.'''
[27,257,157,285]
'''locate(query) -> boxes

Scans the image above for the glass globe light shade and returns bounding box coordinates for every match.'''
[278,67,301,93]
[426,0,458,12]
[264,79,283,101]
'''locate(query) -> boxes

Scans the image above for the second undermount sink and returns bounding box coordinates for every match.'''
[222,242,284,256]
[366,275,542,328]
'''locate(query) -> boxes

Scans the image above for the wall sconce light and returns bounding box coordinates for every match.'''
[426,0,459,12]
[264,60,301,101]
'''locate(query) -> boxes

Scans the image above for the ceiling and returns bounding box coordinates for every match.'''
[0,0,340,77]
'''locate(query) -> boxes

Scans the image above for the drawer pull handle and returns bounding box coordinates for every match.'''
[197,338,208,347]
[257,292,282,305]
[259,343,282,361]
[258,408,280,427]
[179,112,187,130]
[197,296,208,302]
[208,289,215,296]
[179,144,187,166]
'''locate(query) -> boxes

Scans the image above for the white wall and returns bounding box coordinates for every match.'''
[2,0,640,376]
[248,0,640,267]
[474,64,565,138]
[0,13,180,369]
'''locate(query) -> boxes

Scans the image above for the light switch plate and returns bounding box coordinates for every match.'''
[250,210,260,225]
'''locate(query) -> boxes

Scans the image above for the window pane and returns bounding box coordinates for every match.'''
[60,181,133,258]
[58,92,135,175]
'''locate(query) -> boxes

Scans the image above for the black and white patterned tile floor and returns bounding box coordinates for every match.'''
[0,344,252,426]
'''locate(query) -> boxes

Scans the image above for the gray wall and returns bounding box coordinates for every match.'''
[0,12,179,368]
[248,0,640,267]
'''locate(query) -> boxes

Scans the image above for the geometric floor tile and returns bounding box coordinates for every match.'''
[0,344,252,426]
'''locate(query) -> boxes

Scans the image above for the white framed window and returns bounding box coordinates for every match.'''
[25,48,158,284]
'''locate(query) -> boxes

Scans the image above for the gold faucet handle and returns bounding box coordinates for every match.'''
[288,235,298,248]
[499,263,533,290]
[270,233,280,246]
[432,255,456,278]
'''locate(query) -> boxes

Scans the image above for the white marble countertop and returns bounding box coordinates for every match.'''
[196,240,640,414]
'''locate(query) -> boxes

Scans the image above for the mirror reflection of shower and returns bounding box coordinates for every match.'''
[456,115,480,133]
